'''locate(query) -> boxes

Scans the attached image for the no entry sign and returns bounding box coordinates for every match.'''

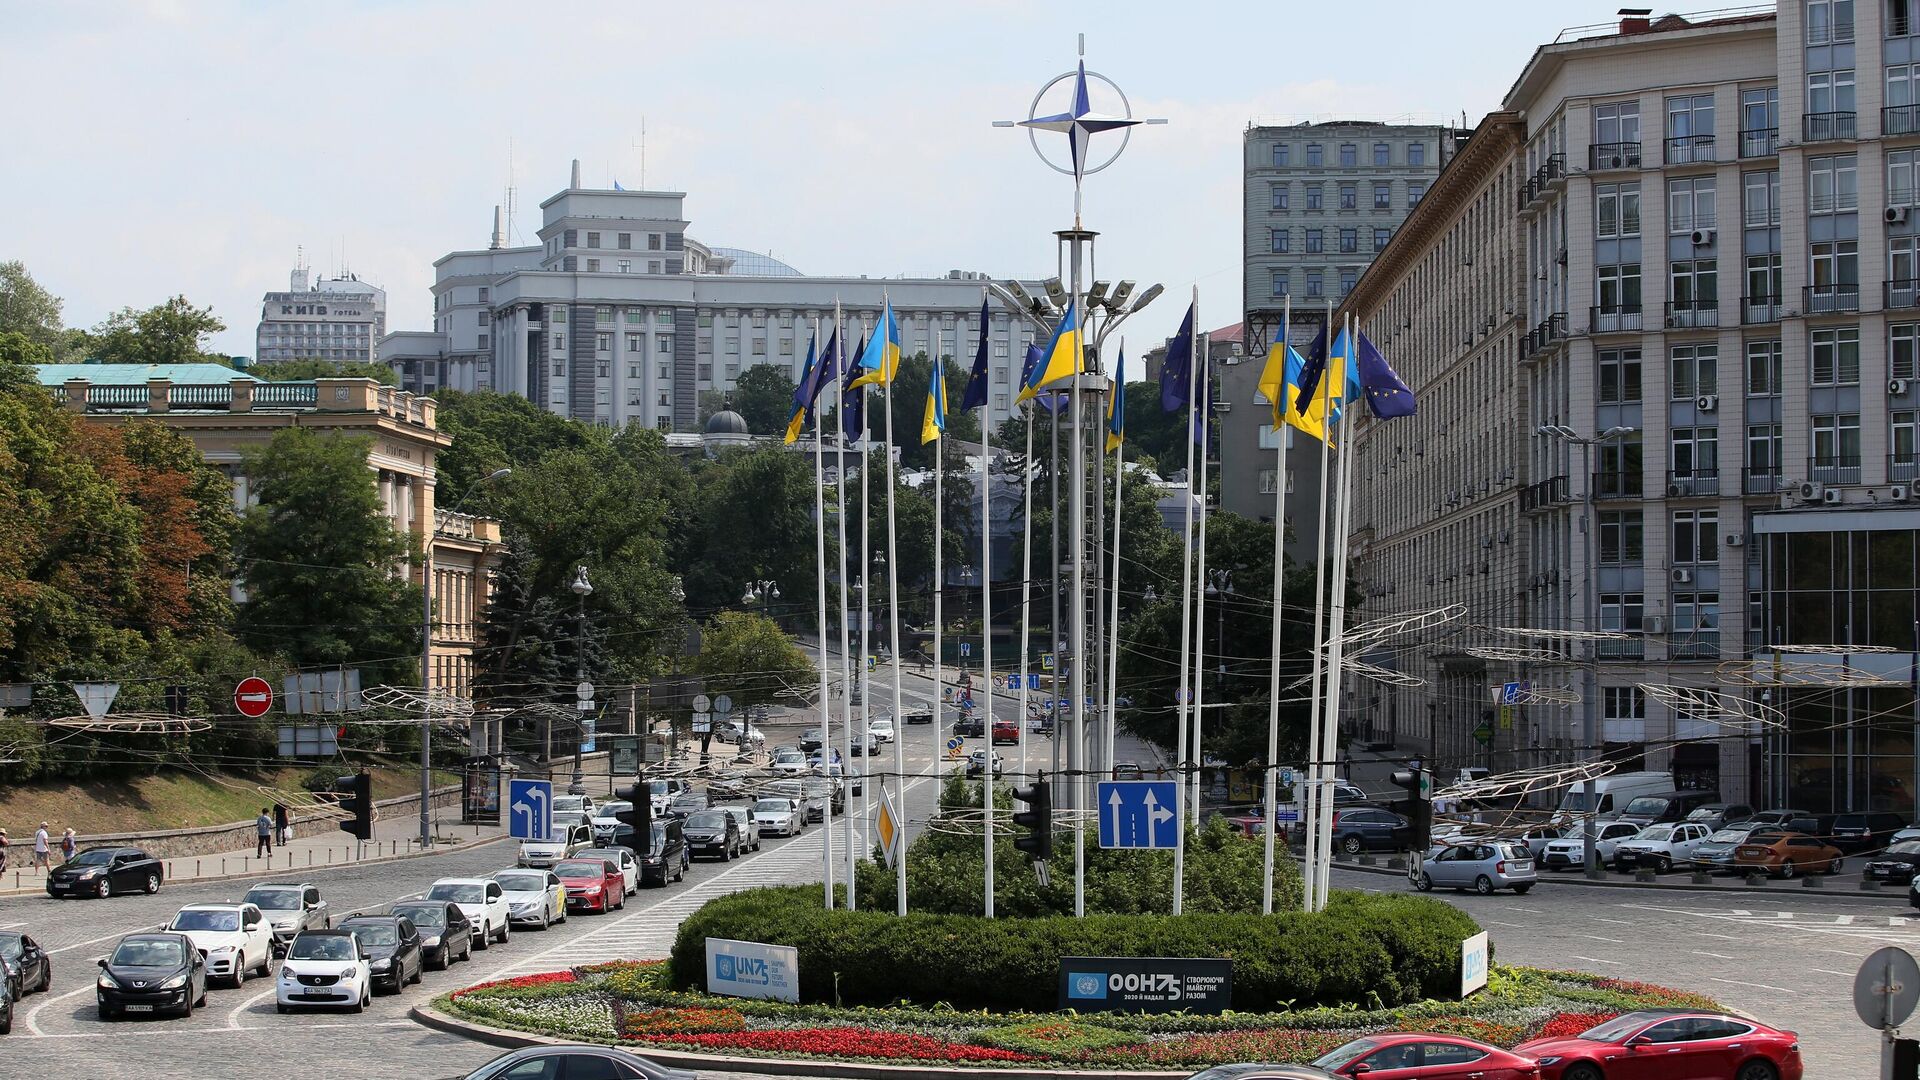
[234,676,274,717]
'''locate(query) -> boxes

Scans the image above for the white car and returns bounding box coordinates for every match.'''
[241,882,330,950]
[577,847,640,896]
[1539,819,1646,870]
[550,794,596,820]
[753,797,800,837]
[275,929,371,1013]
[425,878,511,949]
[589,801,632,844]
[518,823,590,869]
[722,719,767,747]
[643,778,688,815]
[165,903,275,986]
[867,716,895,743]
[770,748,810,776]
[1614,822,1714,873]
[493,869,567,930]
[721,806,762,852]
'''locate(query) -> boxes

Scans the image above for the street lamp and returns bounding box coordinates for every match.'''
[569,565,593,796]
[744,579,780,610]
[1143,584,1157,603]
[1535,424,1636,877]
[420,466,510,848]
[958,565,976,649]
[1205,570,1233,695]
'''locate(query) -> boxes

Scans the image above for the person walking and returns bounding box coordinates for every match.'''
[255,807,273,858]
[0,827,10,875]
[33,822,50,870]
[60,827,77,863]
[274,803,291,846]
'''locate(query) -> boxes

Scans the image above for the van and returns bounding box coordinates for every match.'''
[1554,771,1675,822]
[1613,790,1721,828]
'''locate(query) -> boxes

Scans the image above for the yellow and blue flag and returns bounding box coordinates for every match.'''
[783,335,820,445]
[1017,302,1079,403]
[1105,347,1126,453]
[848,299,902,389]
[921,350,947,445]
[1256,340,1309,433]
[1289,322,1360,441]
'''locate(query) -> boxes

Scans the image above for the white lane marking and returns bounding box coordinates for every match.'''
[1588,915,1631,924]
[1694,932,1740,940]
[1571,955,1622,966]
[1711,976,1796,993]
[1813,968,1855,977]
[24,982,100,1037]
[1692,950,1738,960]
[26,1019,421,1039]
[1588,935,1626,944]
[47,927,151,957]
[1483,919,1523,927]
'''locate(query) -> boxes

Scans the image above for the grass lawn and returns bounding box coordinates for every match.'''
[0,766,458,837]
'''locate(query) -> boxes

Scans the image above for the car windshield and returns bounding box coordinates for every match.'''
[646,781,671,795]
[111,940,184,967]
[1708,829,1752,843]
[0,936,20,962]
[243,888,301,910]
[1581,1013,1659,1042]
[554,863,602,880]
[774,749,804,761]
[688,811,728,829]
[1560,791,1598,812]
[68,849,117,866]
[552,797,586,812]
[1888,841,1920,856]
[495,873,547,893]
[288,934,356,961]
[427,883,483,904]
[1623,796,1669,816]
[347,924,398,947]
[170,909,241,932]
[1312,1039,1381,1069]
[1687,807,1724,820]
[755,799,790,813]
[394,906,444,928]
[1639,826,1675,842]
[598,802,631,818]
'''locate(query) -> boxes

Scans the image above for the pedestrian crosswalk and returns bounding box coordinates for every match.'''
[1625,901,1920,947]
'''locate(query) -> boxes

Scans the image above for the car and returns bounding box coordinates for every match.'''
[1690,822,1780,873]
[1735,831,1845,878]
[388,901,473,970]
[901,708,932,727]
[765,778,826,822]
[1869,840,1920,883]
[446,1044,699,1080]
[771,746,811,776]
[519,822,592,868]
[867,716,897,744]
[494,868,568,930]
[274,929,372,1013]
[754,796,801,838]
[954,714,985,738]
[0,933,51,998]
[720,805,762,852]
[798,727,825,752]
[551,794,596,821]
[575,846,640,894]
[1685,802,1754,831]
[847,729,880,756]
[1310,1031,1541,1078]
[807,746,844,771]
[1833,811,1909,853]
[1514,824,1577,859]
[1514,1008,1804,1080]
[1748,807,1815,829]
[1540,820,1645,870]
[1112,761,1145,781]
[1331,782,1370,806]
[667,790,710,818]
[1178,1065,1334,1080]
[640,821,690,885]
[1417,841,1536,895]
[96,933,207,1020]
[555,857,626,913]
[992,719,1019,744]
[241,882,330,952]
[965,748,1005,776]
[0,968,10,1035]
[590,801,633,844]
[45,846,163,898]
[640,778,689,816]
[339,915,424,995]
[1331,806,1411,854]
[1613,822,1714,872]
[719,719,767,748]
[683,808,744,860]
[164,903,275,987]
[425,878,511,949]
[1612,790,1722,828]
[1893,826,1920,845]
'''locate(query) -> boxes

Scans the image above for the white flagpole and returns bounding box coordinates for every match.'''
[1017,411,1035,782]
[1102,345,1124,792]
[1315,314,1361,912]
[981,357,997,918]
[811,320,835,909]
[881,302,910,915]
[1262,299,1292,915]
[934,370,945,792]
[834,302,858,908]
[1301,299,1335,912]
[858,319,874,884]
[1190,331,1213,825]
[1171,287,1198,916]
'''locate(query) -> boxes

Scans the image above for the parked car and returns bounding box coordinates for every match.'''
[1417,841,1536,895]
[1685,802,1754,831]
[550,794,596,821]
[0,967,10,1034]
[1310,1031,1540,1078]
[684,808,744,860]
[1735,831,1845,878]
[667,790,710,818]
[494,868,568,930]
[848,729,880,756]
[798,727,825,753]
[589,801,632,844]
[1514,1008,1804,1080]
[555,858,626,914]
[0,933,51,998]
[1868,840,1920,884]
[719,719,766,747]
[46,846,163,898]
[241,882,330,952]
[1542,821,1645,870]
[339,915,424,995]
[576,846,641,895]
[642,779,689,816]
[518,823,591,869]
[425,878,511,949]
[707,772,753,801]
[1331,783,1371,806]
[1613,821,1714,872]
[766,777,828,822]
[1517,824,1577,859]
[1331,806,1411,854]
[1690,822,1779,874]
[639,821,689,885]
[1832,811,1909,853]
[96,933,206,1019]
[164,903,275,986]
[869,715,898,742]
[965,748,1005,777]
[992,719,1019,744]
[1613,790,1722,828]
[1748,807,1815,829]
[753,796,801,838]
[721,805,763,852]
[387,900,472,970]
[274,929,371,1013]
[454,1045,699,1080]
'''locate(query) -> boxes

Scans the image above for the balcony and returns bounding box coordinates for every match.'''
[1665,134,1717,165]
[1519,474,1570,514]
[1589,304,1644,334]
[1742,294,1784,324]
[1803,111,1857,142]
[1739,126,1779,158]
[1810,455,1864,485]
[1892,455,1919,483]
[1804,283,1861,315]
[1597,637,1647,660]
[1888,105,1920,138]
[1743,203,1783,227]
[1593,470,1642,499]
[1666,469,1722,497]
[1665,298,1719,329]
[1588,142,1642,171]
[1887,280,1920,310]
[1521,313,1569,360]
[1744,467,1785,495]
[1808,191,1859,214]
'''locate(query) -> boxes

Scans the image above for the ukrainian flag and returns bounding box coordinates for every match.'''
[1257,341,1308,433]
[1288,327,1359,443]
[921,350,947,445]
[1105,347,1126,453]
[848,299,903,389]
[783,336,819,445]
[1017,302,1079,403]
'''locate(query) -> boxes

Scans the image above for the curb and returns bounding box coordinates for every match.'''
[0,834,513,898]
[410,1003,1184,1080]
[1332,857,1909,903]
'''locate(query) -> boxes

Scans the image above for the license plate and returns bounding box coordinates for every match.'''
[1512,861,1532,871]
[124,1004,154,1013]
[1739,847,1765,857]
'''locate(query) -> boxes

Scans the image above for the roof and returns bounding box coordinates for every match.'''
[705,409,750,435]
[35,362,262,385]
[708,247,804,276]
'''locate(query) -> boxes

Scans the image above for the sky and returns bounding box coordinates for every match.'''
[3,1,1601,358]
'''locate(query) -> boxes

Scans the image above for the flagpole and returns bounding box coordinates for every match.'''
[1018,410,1035,783]
[934,372,945,795]
[834,302,858,908]
[882,302,910,916]
[1102,347,1125,806]
[1172,286,1198,917]
[1315,313,1361,912]
[1302,299,1335,912]
[1262,298,1291,914]
[858,321,874,886]
[981,376,997,918]
[810,320,835,909]
[1190,330,1213,827]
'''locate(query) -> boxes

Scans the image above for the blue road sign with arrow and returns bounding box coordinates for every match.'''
[1097,780,1179,850]
[508,778,552,840]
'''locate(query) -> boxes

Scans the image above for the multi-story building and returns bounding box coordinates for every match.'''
[255,261,387,364]
[383,161,1040,433]
[1341,6,1920,816]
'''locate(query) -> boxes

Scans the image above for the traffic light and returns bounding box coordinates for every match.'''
[1389,764,1432,852]
[334,773,373,841]
[615,784,652,855]
[1011,775,1054,864]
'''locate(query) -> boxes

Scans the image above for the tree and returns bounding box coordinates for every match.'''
[250,359,396,385]
[693,610,812,708]
[675,445,819,617]
[1122,380,1190,477]
[879,353,980,469]
[84,296,228,366]
[731,364,798,436]
[431,389,593,502]
[0,262,66,357]
[233,429,420,683]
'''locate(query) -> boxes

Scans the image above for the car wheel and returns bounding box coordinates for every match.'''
[276,1003,289,1015]
[95,878,112,899]
[1474,875,1495,895]
[411,960,423,985]
[1779,859,1797,879]
[1736,1059,1780,1080]
[39,963,51,992]
[181,993,193,1018]
[233,955,248,987]
[539,913,550,931]
[473,923,490,950]
[144,872,161,894]
[1341,835,1364,856]
[1561,1065,1603,1080]
[1828,857,1844,875]
[496,921,509,945]
[196,982,207,1008]
[354,991,366,1013]
[1414,872,1433,891]
[1513,883,1534,895]
[1655,855,1671,873]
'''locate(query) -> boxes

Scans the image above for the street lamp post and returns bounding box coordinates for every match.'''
[1205,570,1233,697]
[958,565,976,666]
[569,565,593,796]
[420,466,509,849]
[1536,424,1634,877]
[746,579,781,614]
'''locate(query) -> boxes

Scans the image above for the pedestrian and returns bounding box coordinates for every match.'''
[0,827,9,874]
[33,822,50,870]
[255,807,273,858]
[60,827,76,863]
[274,802,291,846]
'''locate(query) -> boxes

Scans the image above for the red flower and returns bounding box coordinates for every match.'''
[451,970,577,1000]
[626,1027,1038,1063]
[1536,1012,1619,1040]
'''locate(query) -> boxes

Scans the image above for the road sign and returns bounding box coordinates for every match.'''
[507,778,553,841]
[1472,722,1494,746]
[960,642,972,658]
[1006,674,1020,690]
[576,680,595,701]
[1097,780,1179,850]
[1028,673,1042,690]
[1041,652,1055,671]
[692,711,712,733]
[1278,766,1295,787]
[1500,681,1521,705]
[234,676,273,718]
[276,725,338,757]
[1856,946,1920,1030]
[713,695,734,715]
[1498,704,1514,730]
[876,792,901,867]
[692,694,712,713]
[1275,804,1300,823]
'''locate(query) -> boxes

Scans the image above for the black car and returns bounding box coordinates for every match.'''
[339,916,424,994]
[953,714,985,739]
[1834,811,1909,853]
[46,846,163,899]
[0,969,11,1035]
[0,933,51,999]
[95,933,207,1019]
[667,790,709,818]
[446,1044,699,1080]
[798,728,824,752]
[1867,840,1920,883]
[389,901,473,970]
[683,809,742,861]
[1330,806,1411,854]
[639,821,688,886]
[904,707,933,725]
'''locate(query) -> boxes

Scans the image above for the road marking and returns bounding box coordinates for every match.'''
[1836,914,1855,925]
[23,1019,421,1040]
[1813,968,1854,977]
[1588,915,1631,924]
[1694,932,1739,940]
[1588,935,1626,943]
[1483,919,1523,927]
[1711,976,1796,994]
[1692,950,1737,960]
[1571,955,1622,966]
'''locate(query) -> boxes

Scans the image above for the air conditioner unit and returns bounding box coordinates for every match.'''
[1892,378,1912,396]
[1891,485,1912,502]
[1530,573,1547,588]
[1670,568,1694,584]
[1823,487,1845,505]
[1667,482,1691,498]
[1799,480,1826,501]
[1645,615,1667,634]
[1690,228,1716,246]
[1726,532,1745,547]
[1696,394,1718,412]
[1608,155,1625,169]
[1889,206,1911,225]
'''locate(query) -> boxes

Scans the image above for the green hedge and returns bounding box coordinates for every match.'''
[668,885,1481,1013]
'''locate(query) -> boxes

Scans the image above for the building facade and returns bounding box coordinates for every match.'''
[255,262,388,364]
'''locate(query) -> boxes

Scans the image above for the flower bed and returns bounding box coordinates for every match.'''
[436,960,1719,1070]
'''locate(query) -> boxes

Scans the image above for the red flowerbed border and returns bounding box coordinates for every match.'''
[450,970,576,1001]
[626,1027,1039,1063]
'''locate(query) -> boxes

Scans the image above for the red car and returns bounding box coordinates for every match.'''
[1514,1008,1801,1080]
[992,719,1019,744]
[1311,1032,1540,1078]
[553,858,625,914]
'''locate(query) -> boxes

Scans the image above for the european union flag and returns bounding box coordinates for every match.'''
[1020,343,1065,414]
[840,333,869,443]
[1356,330,1417,419]
[1159,302,1195,412]
[959,299,990,412]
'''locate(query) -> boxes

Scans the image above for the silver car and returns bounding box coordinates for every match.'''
[1416,840,1537,895]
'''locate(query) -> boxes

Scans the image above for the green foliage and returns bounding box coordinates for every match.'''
[878,352,980,470]
[249,359,396,385]
[82,295,227,366]
[730,364,797,436]
[1121,380,1189,477]
[0,261,67,357]
[675,445,818,615]
[668,884,1479,1013]
[693,610,812,707]
[431,390,592,500]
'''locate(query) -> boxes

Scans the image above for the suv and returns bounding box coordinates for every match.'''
[640,821,689,886]
[424,878,511,950]
[1331,807,1410,854]
[519,823,591,868]
[1833,811,1909,853]
[1614,790,1722,828]
[241,883,330,952]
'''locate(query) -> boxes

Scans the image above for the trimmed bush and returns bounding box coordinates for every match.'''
[668,884,1480,1013]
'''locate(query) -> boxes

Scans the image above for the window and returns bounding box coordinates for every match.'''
[477,310,490,326]
[596,306,613,325]
[552,361,564,376]
[1810,326,1862,385]
[1305,184,1323,210]
[1270,228,1290,253]
[1808,0,1855,43]
[658,362,669,379]
[1305,143,1323,166]
[648,234,663,250]
[1894,149,1920,206]
[1339,227,1358,253]
[1599,510,1644,563]
[1746,340,1783,395]
[625,333,642,352]
[596,361,609,378]
[649,261,661,273]
[1270,271,1290,298]
[1339,143,1357,167]
[1599,592,1646,634]
[1666,94,1716,161]
[1596,263,1643,312]
[1373,142,1390,166]
[586,231,601,249]
[1670,344,1718,398]
[1594,100,1642,146]
[553,334,566,351]
[1407,182,1426,206]
[1599,348,1643,402]
[1604,686,1648,737]
[1305,228,1324,253]
[1340,268,1358,295]
[1812,412,1864,465]
[618,259,631,273]
[1672,509,1720,563]
[1373,227,1392,251]
[1894,324,1920,380]
[1740,87,1780,155]
[1270,182,1289,210]
[1808,69,1858,114]
[1748,422,1784,477]
[1671,426,1720,478]
[1809,154,1858,212]
[1408,142,1425,166]
[1668,177,1716,234]
[1893,411,1918,466]
[1339,183,1357,209]
[585,258,600,272]
[1743,170,1781,226]
[1595,183,1642,238]
[617,233,631,249]
[1373,182,1391,208]
[1810,240,1859,298]
[1306,269,1324,297]
[1670,260,1719,314]
[697,363,712,381]
[657,333,673,355]
[595,333,611,353]
[1271,143,1290,167]
[1672,593,1721,655]
[1897,0,1919,36]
